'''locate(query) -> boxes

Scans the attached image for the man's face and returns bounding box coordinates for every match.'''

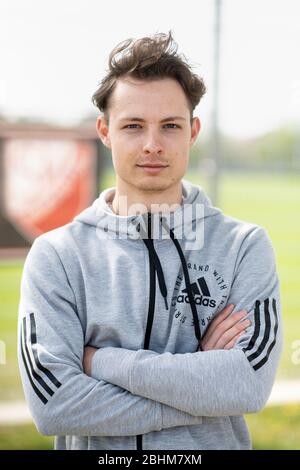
[96,77,201,194]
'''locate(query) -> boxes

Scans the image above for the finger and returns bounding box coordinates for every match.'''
[215,318,251,349]
[210,303,236,329]
[212,309,248,341]
[202,304,236,344]
[221,309,249,329]
[204,309,248,347]
[223,330,245,350]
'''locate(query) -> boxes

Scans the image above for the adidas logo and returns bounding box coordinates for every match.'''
[177,276,216,308]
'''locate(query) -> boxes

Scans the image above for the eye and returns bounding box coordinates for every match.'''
[164,123,180,129]
[124,124,141,129]
[123,123,180,130]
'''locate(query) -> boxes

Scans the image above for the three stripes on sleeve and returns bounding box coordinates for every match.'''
[243,298,279,371]
[20,313,61,405]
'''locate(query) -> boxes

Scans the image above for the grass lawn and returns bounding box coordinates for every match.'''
[0,424,53,450]
[246,403,300,450]
[0,169,299,449]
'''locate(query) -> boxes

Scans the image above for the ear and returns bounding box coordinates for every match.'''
[190,117,201,147]
[96,115,111,149]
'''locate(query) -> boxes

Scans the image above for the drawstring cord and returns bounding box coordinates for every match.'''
[135,214,201,343]
[136,218,169,310]
[161,217,201,343]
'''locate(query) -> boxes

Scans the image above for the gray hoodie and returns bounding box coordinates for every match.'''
[17,179,283,450]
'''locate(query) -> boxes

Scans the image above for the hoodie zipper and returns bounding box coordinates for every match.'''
[136,212,156,451]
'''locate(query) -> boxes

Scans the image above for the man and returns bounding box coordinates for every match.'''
[18,31,282,450]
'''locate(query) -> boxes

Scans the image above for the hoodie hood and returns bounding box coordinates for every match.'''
[74,178,221,244]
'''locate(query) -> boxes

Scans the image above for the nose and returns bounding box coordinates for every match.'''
[142,130,163,155]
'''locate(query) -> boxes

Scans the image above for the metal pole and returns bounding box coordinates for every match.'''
[210,0,222,206]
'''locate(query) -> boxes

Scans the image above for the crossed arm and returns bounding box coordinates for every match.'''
[83,303,250,374]
[83,296,281,418]
[83,229,282,418]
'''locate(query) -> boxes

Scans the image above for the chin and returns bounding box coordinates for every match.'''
[134,178,171,191]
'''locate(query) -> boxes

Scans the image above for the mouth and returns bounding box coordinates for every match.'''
[136,164,169,175]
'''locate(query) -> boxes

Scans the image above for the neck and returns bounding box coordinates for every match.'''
[110,178,183,216]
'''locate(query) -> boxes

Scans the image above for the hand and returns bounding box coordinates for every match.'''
[198,304,251,351]
[83,346,98,376]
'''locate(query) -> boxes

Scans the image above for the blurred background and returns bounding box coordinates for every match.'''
[0,0,300,450]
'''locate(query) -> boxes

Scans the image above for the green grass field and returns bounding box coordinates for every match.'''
[210,171,300,381]
[0,170,299,449]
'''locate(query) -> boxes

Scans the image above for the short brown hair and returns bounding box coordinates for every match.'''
[92,30,206,125]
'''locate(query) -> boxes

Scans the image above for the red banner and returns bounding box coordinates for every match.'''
[3,139,96,242]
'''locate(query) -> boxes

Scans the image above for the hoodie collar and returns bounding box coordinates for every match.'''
[74,178,220,244]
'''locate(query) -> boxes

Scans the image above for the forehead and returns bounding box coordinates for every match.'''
[109,77,190,119]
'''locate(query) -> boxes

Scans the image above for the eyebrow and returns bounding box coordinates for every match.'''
[119,116,186,123]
